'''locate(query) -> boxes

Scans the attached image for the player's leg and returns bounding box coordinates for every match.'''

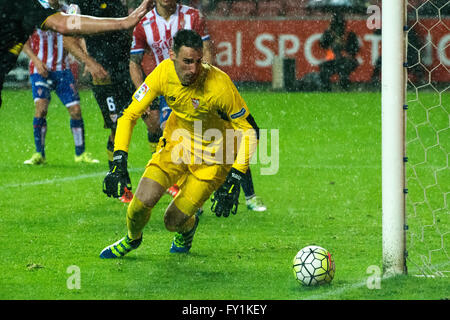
[24,74,50,165]
[337,57,358,91]
[241,168,267,212]
[165,200,200,254]
[92,84,120,169]
[92,84,133,202]
[167,167,228,253]
[99,176,167,259]
[106,132,115,170]
[100,138,185,259]
[319,60,335,91]
[128,177,167,239]
[66,103,99,164]
[56,70,99,163]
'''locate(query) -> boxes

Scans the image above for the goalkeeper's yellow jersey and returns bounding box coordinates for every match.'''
[114,58,258,173]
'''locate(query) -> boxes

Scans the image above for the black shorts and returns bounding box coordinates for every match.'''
[92,81,134,130]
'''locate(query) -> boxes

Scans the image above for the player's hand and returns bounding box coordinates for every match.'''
[35,60,49,78]
[124,0,152,29]
[84,60,109,84]
[103,150,132,198]
[211,168,244,217]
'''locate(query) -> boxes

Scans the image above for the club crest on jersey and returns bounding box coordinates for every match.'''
[192,98,200,109]
[134,83,149,102]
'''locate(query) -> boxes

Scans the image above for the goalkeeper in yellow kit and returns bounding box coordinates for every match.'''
[100,29,259,258]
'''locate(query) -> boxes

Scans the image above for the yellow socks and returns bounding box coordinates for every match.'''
[126,196,152,240]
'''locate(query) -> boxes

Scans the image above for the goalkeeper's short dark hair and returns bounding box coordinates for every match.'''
[172,29,203,54]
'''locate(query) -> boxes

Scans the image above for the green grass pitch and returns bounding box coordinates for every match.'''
[0,88,448,300]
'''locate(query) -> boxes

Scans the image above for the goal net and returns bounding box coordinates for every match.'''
[404,0,449,277]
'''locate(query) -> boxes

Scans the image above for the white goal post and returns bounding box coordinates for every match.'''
[381,0,408,276]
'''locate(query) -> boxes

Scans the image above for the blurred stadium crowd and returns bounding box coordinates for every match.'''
[158,0,449,18]
[5,0,449,89]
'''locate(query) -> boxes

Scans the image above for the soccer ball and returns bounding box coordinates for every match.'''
[292,245,335,286]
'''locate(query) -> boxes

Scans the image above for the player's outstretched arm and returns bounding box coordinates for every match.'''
[43,0,152,35]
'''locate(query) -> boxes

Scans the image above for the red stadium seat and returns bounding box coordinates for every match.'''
[210,1,230,17]
[229,1,257,17]
[256,1,284,17]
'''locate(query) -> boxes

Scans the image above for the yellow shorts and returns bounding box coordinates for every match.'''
[142,138,231,216]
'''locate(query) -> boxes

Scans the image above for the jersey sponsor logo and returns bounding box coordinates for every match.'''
[134,83,149,102]
[230,107,246,119]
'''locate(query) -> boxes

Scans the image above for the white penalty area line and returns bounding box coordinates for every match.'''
[2,167,145,190]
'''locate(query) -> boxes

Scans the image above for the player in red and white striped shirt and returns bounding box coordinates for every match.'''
[28,28,71,76]
[130,1,211,66]
[23,0,104,165]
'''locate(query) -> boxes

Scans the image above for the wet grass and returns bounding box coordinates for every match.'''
[0,89,448,301]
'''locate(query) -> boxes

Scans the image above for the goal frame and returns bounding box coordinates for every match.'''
[381,0,408,276]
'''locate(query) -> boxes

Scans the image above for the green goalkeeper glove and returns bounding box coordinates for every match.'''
[103,150,132,198]
[211,168,244,217]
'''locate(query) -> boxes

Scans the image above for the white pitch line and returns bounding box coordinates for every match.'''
[2,167,145,190]
[306,262,449,300]
[306,272,400,300]
[2,164,380,191]
[306,279,369,300]
[3,162,443,190]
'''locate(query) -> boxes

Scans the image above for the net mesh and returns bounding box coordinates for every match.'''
[405,0,449,277]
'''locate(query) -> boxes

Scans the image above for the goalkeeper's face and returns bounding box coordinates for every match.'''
[170,46,203,86]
